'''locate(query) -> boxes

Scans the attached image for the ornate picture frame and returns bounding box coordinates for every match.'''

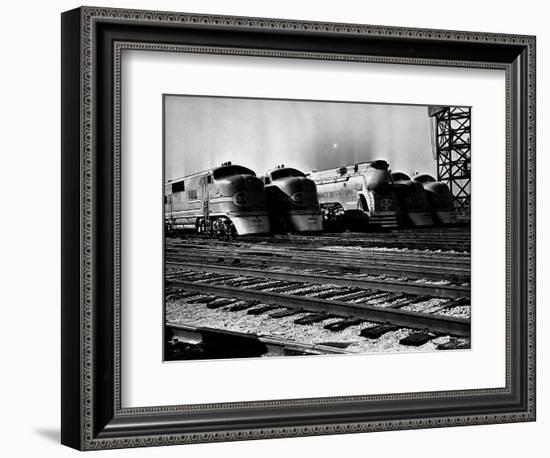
[61,6,536,450]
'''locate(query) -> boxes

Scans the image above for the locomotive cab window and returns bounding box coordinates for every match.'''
[392,172,411,182]
[414,174,437,184]
[213,165,255,180]
[271,168,306,181]
[171,181,185,193]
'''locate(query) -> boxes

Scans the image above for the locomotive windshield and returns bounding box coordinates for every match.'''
[213,165,256,180]
[271,168,306,181]
[369,160,389,170]
[414,174,437,184]
[392,172,411,182]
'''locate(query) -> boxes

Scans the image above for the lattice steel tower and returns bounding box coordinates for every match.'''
[428,106,471,211]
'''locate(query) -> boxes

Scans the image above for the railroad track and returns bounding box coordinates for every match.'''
[165,276,470,358]
[167,229,470,252]
[166,323,354,359]
[165,239,470,265]
[166,265,470,334]
[166,261,469,298]
[272,234,470,251]
[165,228,471,359]
[166,245,469,281]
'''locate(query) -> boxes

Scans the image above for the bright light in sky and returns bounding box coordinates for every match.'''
[333,143,338,149]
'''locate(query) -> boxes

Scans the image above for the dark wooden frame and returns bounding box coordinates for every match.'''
[61,6,536,450]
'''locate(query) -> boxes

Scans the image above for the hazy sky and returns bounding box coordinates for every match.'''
[164,96,437,182]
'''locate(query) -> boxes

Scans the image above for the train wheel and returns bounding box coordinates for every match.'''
[196,219,207,234]
[228,221,237,239]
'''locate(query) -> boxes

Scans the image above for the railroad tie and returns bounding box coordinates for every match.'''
[311,288,350,299]
[331,290,375,302]
[246,280,286,291]
[376,292,408,303]
[399,331,437,347]
[269,308,305,318]
[228,300,260,312]
[360,324,399,339]
[225,278,262,288]
[166,270,196,280]
[188,295,219,304]
[206,298,237,309]
[294,313,332,325]
[292,287,334,297]
[360,291,396,303]
[247,305,280,315]
[324,318,363,332]
[267,283,303,293]
[176,273,209,282]
[437,338,470,350]
[200,274,238,283]
[355,291,388,303]
[439,297,470,309]
[166,291,198,301]
[386,295,431,309]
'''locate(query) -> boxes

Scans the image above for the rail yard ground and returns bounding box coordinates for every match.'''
[164,225,471,360]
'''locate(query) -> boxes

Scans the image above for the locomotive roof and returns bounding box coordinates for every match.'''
[414,173,437,184]
[260,166,306,178]
[166,163,255,183]
[391,171,412,182]
[307,160,389,180]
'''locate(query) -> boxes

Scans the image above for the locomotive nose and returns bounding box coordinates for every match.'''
[365,160,392,193]
[229,174,266,207]
[289,177,318,206]
[366,171,392,193]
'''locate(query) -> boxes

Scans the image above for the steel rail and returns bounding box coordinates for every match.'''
[166,261,469,298]
[166,323,354,355]
[166,279,470,337]
[166,239,470,268]
[165,235,470,261]
[166,251,469,281]
[167,234,470,251]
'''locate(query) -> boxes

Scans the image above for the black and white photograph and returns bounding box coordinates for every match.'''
[163,95,472,361]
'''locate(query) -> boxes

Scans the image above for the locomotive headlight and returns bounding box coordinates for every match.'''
[233,191,248,206]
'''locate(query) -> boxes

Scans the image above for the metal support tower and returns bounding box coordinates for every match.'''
[428,106,471,211]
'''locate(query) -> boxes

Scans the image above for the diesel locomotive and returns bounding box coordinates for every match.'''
[260,165,323,233]
[391,172,434,227]
[413,174,458,225]
[308,160,398,228]
[164,162,270,236]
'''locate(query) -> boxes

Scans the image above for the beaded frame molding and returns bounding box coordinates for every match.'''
[61,6,536,450]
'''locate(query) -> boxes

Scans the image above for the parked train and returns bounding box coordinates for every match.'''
[259,165,323,233]
[164,162,270,236]
[413,174,458,225]
[391,172,434,227]
[308,160,398,228]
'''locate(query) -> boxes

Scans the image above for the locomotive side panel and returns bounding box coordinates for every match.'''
[165,164,271,236]
[315,176,363,212]
[165,176,206,231]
